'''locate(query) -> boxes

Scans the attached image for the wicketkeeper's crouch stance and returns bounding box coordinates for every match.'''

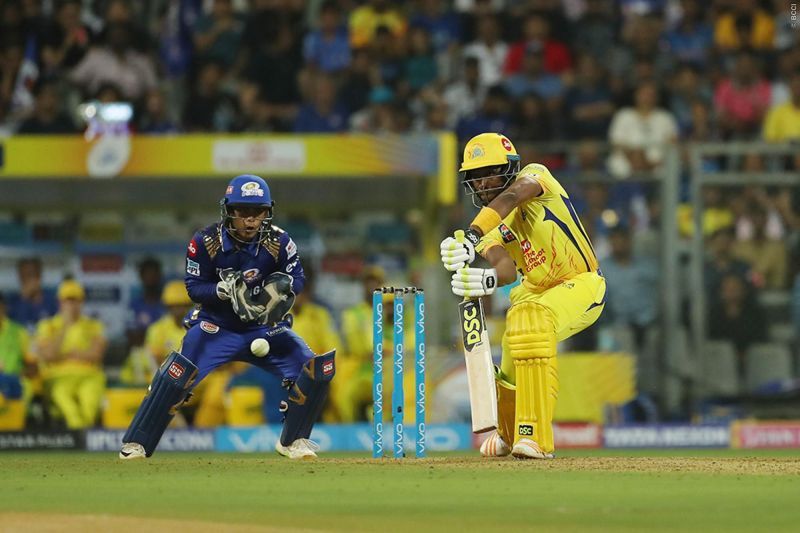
[441,133,606,459]
[120,174,335,460]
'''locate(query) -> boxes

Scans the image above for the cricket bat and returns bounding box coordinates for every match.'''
[455,230,498,434]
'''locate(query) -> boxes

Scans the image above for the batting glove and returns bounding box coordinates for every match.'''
[451,267,498,298]
[440,229,480,271]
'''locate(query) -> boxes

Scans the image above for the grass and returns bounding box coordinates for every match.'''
[2,450,799,532]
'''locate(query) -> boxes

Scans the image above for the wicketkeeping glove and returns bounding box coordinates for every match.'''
[440,229,480,271]
[218,269,267,322]
[451,267,498,298]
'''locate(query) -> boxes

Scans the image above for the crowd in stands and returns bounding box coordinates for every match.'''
[0,0,799,425]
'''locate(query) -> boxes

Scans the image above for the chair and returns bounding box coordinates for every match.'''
[745,343,793,394]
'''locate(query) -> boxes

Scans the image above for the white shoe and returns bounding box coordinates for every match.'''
[511,438,554,460]
[275,438,319,459]
[119,442,146,460]
[480,430,511,457]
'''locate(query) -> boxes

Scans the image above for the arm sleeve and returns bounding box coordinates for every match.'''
[276,232,305,295]
[184,233,222,305]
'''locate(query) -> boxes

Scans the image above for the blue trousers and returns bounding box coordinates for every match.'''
[180,320,314,387]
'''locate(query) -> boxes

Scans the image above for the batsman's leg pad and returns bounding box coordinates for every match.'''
[506,302,559,453]
[495,367,516,447]
[280,350,335,446]
[122,351,198,456]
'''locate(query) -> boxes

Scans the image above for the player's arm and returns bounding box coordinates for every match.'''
[184,233,226,304]
[469,176,543,238]
[482,245,517,286]
[275,232,305,295]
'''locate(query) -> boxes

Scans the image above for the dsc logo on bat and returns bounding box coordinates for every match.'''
[459,301,484,350]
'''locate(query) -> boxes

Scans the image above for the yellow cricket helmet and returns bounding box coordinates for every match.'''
[162,280,191,307]
[459,133,521,207]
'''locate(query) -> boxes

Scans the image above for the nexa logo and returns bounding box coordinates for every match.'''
[459,300,483,350]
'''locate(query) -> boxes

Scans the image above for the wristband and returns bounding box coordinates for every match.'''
[470,207,503,236]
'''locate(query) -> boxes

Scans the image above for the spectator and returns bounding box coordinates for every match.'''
[338,47,377,115]
[7,257,57,332]
[763,69,800,142]
[571,0,616,61]
[504,12,572,76]
[714,0,776,53]
[608,15,673,91]
[714,52,771,139]
[0,292,33,409]
[245,23,302,122]
[510,93,551,142]
[183,60,238,132]
[303,1,351,75]
[121,280,192,386]
[443,56,486,128]
[792,256,800,345]
[663,0,713,67]
[69,22,157,102]
[565,54,614,139]
[16,78,77,134]
[294,74,349,133]
[708,273,767,365]
[193,0,244,67]
[405,26,438,91]
[127,257,164,349]
[138,89,180,134]
[600,225,659,350]
[40,0,93,74]
[704,226,753,298]
[408,0,461,54]
[35,280,107,429]
[669,63,713,137]
[370,25,406,90]
[455,84,512,141]
[462,15,507,87]
[608,80,678,178]
[349,0,407,49]
[733,205,788,289]
[336,265,386,422]
[350,85,396,132]
[503,46,564,105]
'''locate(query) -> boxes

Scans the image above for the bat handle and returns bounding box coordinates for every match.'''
[454,229,465,243]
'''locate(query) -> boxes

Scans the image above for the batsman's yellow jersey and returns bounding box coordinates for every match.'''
[476,163,599,293]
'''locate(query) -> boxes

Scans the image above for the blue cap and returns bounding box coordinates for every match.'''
[224,174,272,206]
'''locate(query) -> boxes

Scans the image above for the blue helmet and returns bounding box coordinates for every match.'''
[219,174,275,244]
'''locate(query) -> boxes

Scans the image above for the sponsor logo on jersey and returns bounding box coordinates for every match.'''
[187,239,197,257]
[168,362,185,379]
[186,258,200,276]
[242,268,261,282]
[459,300,484,351]
[241,181,264,197]
[322,361,334,376]
[501,137,512,151]
[520,239,546,271]
[286,238,297,259]
[499,223,516,243]
[200,321,219,334]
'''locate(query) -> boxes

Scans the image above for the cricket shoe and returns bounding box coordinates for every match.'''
[511,438,554,460]
[480,431,511,457]
[275,438,320,459]
[119,442,146,460]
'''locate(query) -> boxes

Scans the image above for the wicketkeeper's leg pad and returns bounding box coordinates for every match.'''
[506,302,559,453]
[280,350,335,446]
[123,351,198,457]
[495,367,516,447]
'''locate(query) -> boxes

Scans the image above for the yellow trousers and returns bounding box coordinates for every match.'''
[47,367,106,429]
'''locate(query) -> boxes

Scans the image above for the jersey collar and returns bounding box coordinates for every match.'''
[220,227,261,256]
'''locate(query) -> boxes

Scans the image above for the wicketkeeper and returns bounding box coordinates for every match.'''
[441,133,606,459]
[120,174,335,460]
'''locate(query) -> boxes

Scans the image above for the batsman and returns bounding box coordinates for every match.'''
[441,133,606,459]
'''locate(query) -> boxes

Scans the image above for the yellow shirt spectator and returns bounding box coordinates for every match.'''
[291,301,342,357]
[35,280,107,429]
[763,102,800,142]
[349,3,407,48]
[714,10,775,51]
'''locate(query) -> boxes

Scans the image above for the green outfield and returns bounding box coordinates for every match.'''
[2,450,799,532]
